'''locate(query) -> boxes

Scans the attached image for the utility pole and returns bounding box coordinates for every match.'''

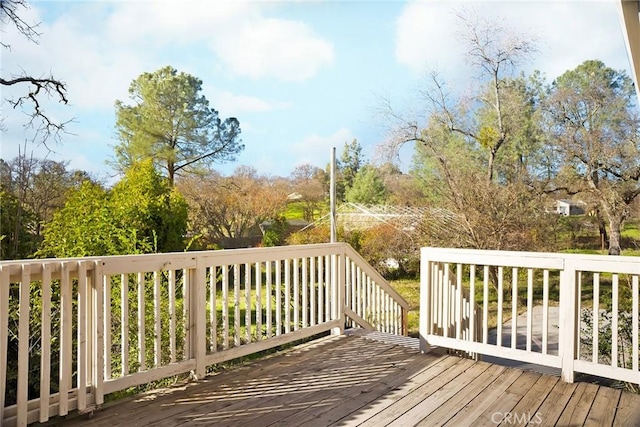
[330,147,337,243]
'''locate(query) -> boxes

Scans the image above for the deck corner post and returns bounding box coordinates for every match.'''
[419,334,431,354]
[331,251,345,336]
[0,266,9,425]
[402,309,408,337]
[190,261,207,380]
[419,248,432,353]
[92,260,105,407]
[559,257,577,383]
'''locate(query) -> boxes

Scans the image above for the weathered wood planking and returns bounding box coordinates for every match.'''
[50,334,640,427]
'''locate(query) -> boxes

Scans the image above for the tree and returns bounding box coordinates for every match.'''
[338,139,364,194]
[0,189,36,260]
[546,60,640,255]
[2,155,88,232]
[409,118,555,252]
[409,11,537,183]
[289,164,327,221]
[178,167,288,249]
[379,10,556,253]
[111,159,188,253]
[39,160,188,257]
[358,224,421,278]
[0,154,88,258]
[1,0,70,143]
[459,12,538,182]
[377,162,426,206]
[345,166,388,205]
[113,66,243,185]
[38,181,126,257]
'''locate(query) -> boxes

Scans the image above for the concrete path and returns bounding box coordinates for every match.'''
[483,306,561,375]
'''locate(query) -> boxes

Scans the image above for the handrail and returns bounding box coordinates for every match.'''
[342,245,409,336]
[0,243,408,426]
[343,245,410,310]
[420,247,640,387]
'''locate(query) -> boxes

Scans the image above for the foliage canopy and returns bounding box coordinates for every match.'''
[39,160,187,257]
[113,66,244,185]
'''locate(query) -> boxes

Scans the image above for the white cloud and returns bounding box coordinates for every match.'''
[105,1,334,82]
[212,17,334,82]
[212,90,292,116]
[291,128,353,167]
[395,1,628,82]
[105,1,253,45]
[524,2,629,80]
[3,0,334,116]
[395,2,464,76]
[3,0,336,179]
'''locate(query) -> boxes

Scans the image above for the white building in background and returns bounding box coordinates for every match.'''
[555,199,587,216]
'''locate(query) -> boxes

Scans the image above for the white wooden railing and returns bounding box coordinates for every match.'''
[420,247,640,387]
[0,243,408,427]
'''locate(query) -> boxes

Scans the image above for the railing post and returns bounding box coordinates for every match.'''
[190,258,207,380]
[77,262,88,413]
[559,257,577,383]
[59,262,72,417]
[0,266,8,425]
[14,264,30,426]
[331,250,344,336]
[39,263,52,422]
[419,248,431,353]
[401,308,408,337]
[93,261,105,408]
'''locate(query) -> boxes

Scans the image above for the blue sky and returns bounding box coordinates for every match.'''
[1,0,634,184]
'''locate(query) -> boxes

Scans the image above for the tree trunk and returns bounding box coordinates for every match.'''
[168,161,175,187]
[607,216,622,255]
[595,210,608,251]
[487,150,495,182]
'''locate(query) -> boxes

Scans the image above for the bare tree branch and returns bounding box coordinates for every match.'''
[0,0,41,49]
[1,0,71,145]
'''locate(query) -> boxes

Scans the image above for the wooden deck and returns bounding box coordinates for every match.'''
[47,332,640,427]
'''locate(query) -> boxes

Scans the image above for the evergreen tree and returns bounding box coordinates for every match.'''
[345,166,388,205]
[113,66,243,185]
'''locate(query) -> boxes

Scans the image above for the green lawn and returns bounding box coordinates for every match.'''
[622,220,640,240]
[389,279,420,337]
[284,202,306,220]
[284,201,328,221]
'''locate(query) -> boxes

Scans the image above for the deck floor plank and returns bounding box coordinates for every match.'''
[415,363,508,426]
[555,381,600,427]
[357,357,477,427]
[213,340,421,427]
[613,389,640,427]
[534,377,578,427]
[497,373,559,426]
[44,333,640,427]
[157,336,397,427]
[285,352,443,427]
[441,366,524,426]
[584,386,622,427]
[384,360,493,426]
[470,370,543,426]
[330,355,462,427]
